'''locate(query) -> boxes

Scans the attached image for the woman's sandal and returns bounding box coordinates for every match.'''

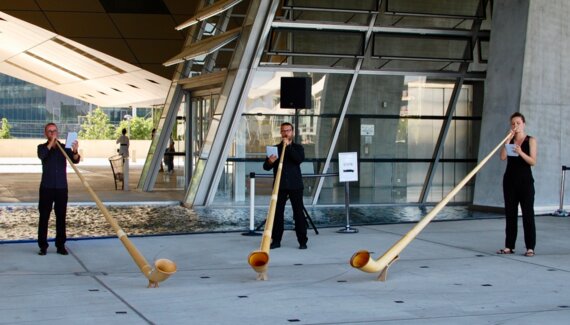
[524,249,535,257]
[496,248,514,254]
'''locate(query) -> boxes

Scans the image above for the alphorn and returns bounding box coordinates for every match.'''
[56,142,177,288]
[248,143,287,280]
[350,133,512,281]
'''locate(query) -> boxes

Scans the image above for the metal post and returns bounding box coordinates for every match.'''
[242,172,261,236]
[294,109,300,144]
[123,156,129,191]
[337,181,358,233]
[553,165,569,217]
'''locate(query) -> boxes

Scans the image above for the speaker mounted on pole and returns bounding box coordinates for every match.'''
[280,77,312,109]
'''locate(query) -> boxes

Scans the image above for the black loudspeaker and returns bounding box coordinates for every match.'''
[280,77,312,109]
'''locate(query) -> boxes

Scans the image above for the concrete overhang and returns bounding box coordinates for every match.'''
[0,11,170,107]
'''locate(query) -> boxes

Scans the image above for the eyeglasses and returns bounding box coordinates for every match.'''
[46,130,58,133]
[280,128,293,133]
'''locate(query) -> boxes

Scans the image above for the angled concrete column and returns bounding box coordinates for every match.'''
[474,0,570,212]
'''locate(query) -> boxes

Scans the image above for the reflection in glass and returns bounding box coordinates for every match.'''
[212,71,480,205]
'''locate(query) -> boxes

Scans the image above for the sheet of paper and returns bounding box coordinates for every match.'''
[65,132,78,148]
[505,144,518,157]
[266,146,278,158]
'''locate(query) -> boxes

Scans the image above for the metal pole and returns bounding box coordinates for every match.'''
[294,109,299,144]
[337,181,358,233]
[242,172,261,236]
[560,166,566,210]
[553,165,568,217]
[123,156,129,191]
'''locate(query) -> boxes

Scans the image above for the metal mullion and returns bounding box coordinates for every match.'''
[186,0,280,206]
[282,6,379,15]
[204,7,234,72]
[272,20,490,38]
[139,1,209,191]
[266,51,364,59]
[418,10,484,203]
[373,56,472,63]
[418,77,464,203]
[257,64,486,79]
[312,6,380,205]
[385,11,483,20]
[385,0,486,20]
[139,76,185,191]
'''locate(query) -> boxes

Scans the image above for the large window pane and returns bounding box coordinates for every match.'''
[216,71,480,206]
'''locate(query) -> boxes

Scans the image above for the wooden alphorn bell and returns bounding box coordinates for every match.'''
[56,142,177,287]
[248,143,287,280]
[350,133,511,281]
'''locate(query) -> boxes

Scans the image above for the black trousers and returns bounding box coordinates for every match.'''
[38,187,68,250]
[272,188,308,245]
[503,177,535,250]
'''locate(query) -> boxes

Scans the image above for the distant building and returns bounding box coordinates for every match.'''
[0,73,152,138]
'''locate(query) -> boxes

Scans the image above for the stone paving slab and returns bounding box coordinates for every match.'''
[2,217,570,324]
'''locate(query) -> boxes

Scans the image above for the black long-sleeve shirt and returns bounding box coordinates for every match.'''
[37,141,80,189]
[263,142,304,190]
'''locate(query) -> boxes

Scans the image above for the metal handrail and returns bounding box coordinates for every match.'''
[242,172,339,236]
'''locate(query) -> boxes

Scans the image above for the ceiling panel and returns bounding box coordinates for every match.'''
[73,38,138,65]
[162,0,200,16]
[141,63,175,80]
[0,61,58,87]
[28,40,121,79]
[0,0,40,10]
[0,15,54,59]
[0,1,202,106]
[2,0,199,82]
[44,12,121,38]
[56,37,138,73]
[1,11,53,31]
[8,53,81,84]
[127,39,184,63]
[109,13,183,39]
[0,11,170,107]
[36,0,105,12]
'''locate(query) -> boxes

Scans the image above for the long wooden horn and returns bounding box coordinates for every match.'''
[56,142,177,287]
[248,143,287,280]
[350,133,511,281]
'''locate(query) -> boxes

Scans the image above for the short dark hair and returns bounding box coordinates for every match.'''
[122,128,127,135]
[510,112,525,123]
[280,122,294,130]
[44,122,57,132]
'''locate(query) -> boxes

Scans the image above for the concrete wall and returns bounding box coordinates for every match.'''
[520,0,570,209]
[474,0,570,211]
[0,139,151,162]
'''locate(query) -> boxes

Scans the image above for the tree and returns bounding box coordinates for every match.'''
[114,116,154,140]
[0,118,12,139]
[79,107,115,139]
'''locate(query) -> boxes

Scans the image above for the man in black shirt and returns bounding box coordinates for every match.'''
[37,123,80,255]
[263,122,308,249]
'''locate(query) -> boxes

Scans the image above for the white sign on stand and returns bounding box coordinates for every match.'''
[338,152,358,182]
[337,152,358,233]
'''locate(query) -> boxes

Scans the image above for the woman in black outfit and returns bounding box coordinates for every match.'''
[497,112,537,257]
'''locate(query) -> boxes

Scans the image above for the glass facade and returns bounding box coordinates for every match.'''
[215,72,481,205]
[166,0,491,207]
[1,0,489,208]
